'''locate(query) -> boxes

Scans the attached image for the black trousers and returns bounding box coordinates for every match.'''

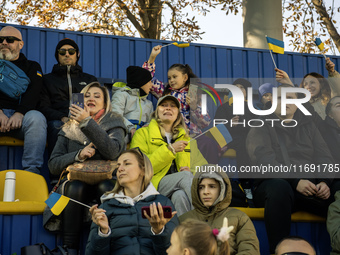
[253,178,340,253]
[62,179,115,249]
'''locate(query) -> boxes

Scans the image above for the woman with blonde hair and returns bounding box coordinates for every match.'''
[131,95,207,216]
[86,148,178,255]
[48,82,126,253]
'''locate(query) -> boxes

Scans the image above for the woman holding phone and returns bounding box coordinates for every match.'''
[86,148,179,255]
[48,82,126,253]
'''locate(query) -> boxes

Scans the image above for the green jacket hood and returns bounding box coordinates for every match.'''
[192,168,232,217]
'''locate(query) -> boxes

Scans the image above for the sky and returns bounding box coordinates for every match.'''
[178,1,339,55]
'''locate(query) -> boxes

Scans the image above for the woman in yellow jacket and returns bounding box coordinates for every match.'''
[131,95,207,216]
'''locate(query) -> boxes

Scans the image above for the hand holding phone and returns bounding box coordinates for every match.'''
[142,202,176,235]
[142,205,172,219]
[72,93,84,109]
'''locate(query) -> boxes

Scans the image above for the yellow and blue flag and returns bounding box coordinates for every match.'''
[314,37,324,51]
[172,42,190,48]
[205,124,232,148]
[37,71,42,77]
[45,192,70,216]
[266,36,284,54]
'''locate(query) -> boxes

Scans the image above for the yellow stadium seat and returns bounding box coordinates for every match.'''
[234,207,325,222]
[0,170,49,214]
[0,136,24,146]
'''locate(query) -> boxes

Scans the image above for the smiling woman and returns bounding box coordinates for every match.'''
[48,82,127,252]
[130,95,207,216]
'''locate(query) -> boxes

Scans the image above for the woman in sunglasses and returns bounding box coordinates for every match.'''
[48,82,126,254]
[39,38,97,159]
[86,148,178,255]
[130,95,207,216]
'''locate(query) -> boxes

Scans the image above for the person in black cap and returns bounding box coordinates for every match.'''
[39,38,97,161]
[111,66,153,142]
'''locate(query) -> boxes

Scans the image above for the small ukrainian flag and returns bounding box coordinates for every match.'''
[266,36,284,54]
[314,37,324,51]
[205,124,233,148]
[37,71,42,77]
[45,192,70,216]
[172,42,190,48]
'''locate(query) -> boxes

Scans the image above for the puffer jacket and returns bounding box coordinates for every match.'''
[179,170,260,255]
[85,183,179,255]
[48,112,126,176]
[40,64,97,121]
[246,110,334,189]
[130,119,207,189]
[111,82,153,132]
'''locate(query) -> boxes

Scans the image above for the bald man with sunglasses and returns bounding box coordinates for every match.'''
[0,26,46,175]
[39,38,97,162]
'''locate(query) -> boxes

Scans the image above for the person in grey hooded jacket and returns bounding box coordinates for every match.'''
[111,66,153,142]
[86,148,179,255]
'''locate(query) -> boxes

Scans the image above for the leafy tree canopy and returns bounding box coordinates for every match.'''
[0,0,339,53]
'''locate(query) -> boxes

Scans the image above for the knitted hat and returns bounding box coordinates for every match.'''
[55,38,80,64]
[259,83,275,98]
[156,95,181,109]
[126,66,152,89]
[232,78,252,89]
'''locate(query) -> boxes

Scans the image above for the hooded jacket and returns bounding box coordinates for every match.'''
[85,183,179,255]
[246,110,334,189]
[130,118,207,189]
[48,112,126,176]
[40,64,97,121]
[179,170,260,255]
[111,82,153,132]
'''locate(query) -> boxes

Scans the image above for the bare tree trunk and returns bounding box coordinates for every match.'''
[312,0,340,52]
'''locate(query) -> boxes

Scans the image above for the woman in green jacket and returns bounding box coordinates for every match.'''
[131,95,207,216]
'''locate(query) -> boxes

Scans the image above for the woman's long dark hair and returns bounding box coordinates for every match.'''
[300,72,331,105]
[163,64,197,96]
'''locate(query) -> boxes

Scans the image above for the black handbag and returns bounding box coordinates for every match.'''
[21,243,69,255]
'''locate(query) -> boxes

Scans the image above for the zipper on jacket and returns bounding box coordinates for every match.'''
[67,65,72,107]
[138,97,143,125]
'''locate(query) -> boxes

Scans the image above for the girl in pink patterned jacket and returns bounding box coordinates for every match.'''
[143,45,220,163]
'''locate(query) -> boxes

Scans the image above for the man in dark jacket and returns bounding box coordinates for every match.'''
[0,26,46,174]
[246,85,339,254]
[39,38,97,156]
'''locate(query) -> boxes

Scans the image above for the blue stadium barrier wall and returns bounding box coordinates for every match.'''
[0,23,339,255]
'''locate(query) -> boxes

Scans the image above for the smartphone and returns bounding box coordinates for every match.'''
[72,93,84,109]
[141,206,172,219]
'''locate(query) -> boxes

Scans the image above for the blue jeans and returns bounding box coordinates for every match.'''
[0,109,47,174]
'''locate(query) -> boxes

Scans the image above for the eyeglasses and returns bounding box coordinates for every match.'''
[58,48,77,56]
[0,36,21,44]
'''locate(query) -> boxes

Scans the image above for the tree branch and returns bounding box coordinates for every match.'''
[115,0,148,38]
[312,0,340,52]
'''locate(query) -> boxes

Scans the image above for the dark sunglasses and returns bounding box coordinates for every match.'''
[58,48,77,56]
[0,36,21,44]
